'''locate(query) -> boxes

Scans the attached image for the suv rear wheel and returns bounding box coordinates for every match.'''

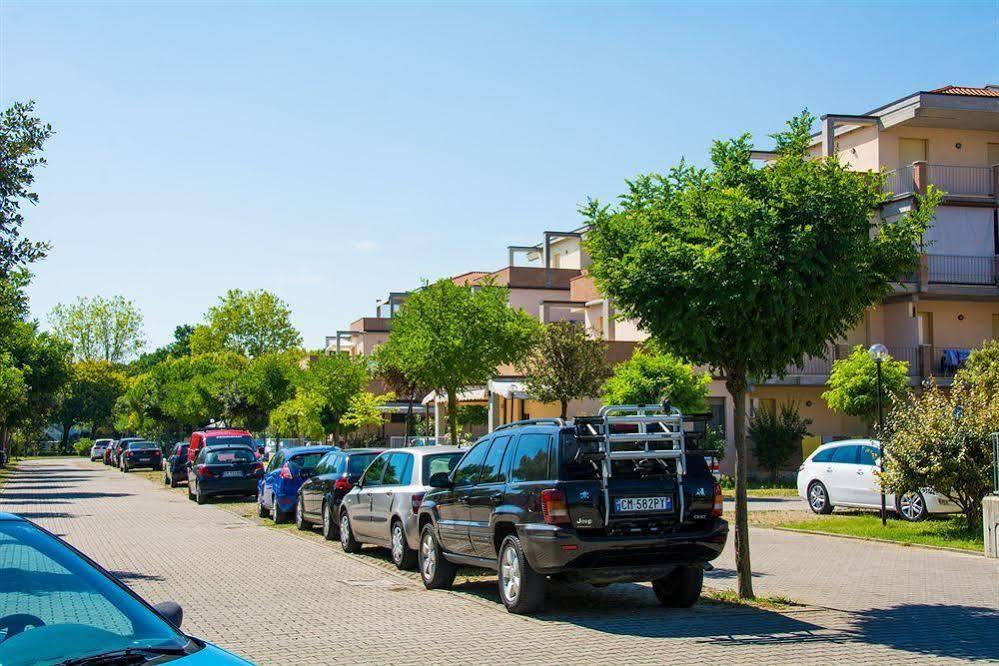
[418,524,456,590]
[497,535,546,614]
[391,520,417,570]
[652,565,703,608]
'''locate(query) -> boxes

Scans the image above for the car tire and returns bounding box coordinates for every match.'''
[340,511,362,553]
[418,524,456,591]
[196,485,206,505]
[257,493,268,518]
[271,495,286,524]
[322,500,339,541]
[188,480,195,501]
[896,490,928,522]
[295,496,310,531]
[121,462,129,473]
[497,534,546,614]
[652,565,703,608]
[154,464,162,472]
[163,470,170,485]
[391,519,417,570]
[807,481,834,514]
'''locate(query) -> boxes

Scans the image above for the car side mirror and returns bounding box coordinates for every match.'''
[429,472,452,489]
[154,600,183,628]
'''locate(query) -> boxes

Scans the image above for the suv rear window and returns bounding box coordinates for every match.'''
[508,434,550,483]
[206,448,255,464]
[205,435,254,448]
[128,442,158,450]
[290,452,325,470]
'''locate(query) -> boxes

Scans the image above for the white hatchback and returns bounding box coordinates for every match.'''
[796,439,958,521]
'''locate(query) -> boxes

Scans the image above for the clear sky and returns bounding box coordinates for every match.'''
[2,1,996,351]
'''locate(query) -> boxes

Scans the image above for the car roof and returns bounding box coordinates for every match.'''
[403,446,464,456]
[200,429,252,438]
[282,445,335,456]
[0,512,23,522]
[815,438,879,452]
[339,448,381,456]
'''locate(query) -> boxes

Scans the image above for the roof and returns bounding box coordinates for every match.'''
[403,445,464,456]
[929,85,999,98]
[339,448,383,456]
[815,438,879,449]
[201,429,251,438]
[280,445,336,457]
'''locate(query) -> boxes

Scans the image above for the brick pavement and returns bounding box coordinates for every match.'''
[1,458,996,665]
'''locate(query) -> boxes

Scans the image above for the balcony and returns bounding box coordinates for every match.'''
[765,344,921,384]
[926,254,997,286]
[884,162,998,201]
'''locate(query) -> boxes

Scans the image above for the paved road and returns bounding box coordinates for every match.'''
[1,458,996,665]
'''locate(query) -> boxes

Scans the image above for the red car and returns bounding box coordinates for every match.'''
[186,428,256,466]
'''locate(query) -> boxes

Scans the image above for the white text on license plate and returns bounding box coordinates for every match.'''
[615,496,671,513]
[222,471,243,478]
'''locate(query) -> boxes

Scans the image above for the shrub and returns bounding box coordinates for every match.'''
[601,348,710,414]
[822,345,910,426]
[74,437,95,457]
[748,402,811,482]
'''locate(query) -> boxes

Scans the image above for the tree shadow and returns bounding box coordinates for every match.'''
[9,511,77,520]
[109,570,166,583]
[843,603,999,661]
[705,567,766,580]
[0,492,133,501]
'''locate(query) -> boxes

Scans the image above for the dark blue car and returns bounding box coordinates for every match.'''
[257,445,334,523]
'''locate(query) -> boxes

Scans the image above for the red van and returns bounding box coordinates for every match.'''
[186,428,256,465]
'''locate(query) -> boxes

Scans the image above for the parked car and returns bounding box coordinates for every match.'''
[0,512,251,665]
[797,438,959,521]
[90,438,113,461]
[120,440,163,472]
[338,446,465,569]
[187,446,263,505]
[294,448,383,540]
[163,442,189,487]
[186,428,255,466]
[413,408,727,614]
[257,446,334,523]
[110,437,144,468]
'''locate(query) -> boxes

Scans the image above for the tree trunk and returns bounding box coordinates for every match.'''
[447,389,459,446]
[560,399,568,420]
[726,370,754,599]
[0,424,8,467]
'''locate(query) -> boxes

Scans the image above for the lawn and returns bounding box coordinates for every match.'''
[720,480,799,498]
[750,510,983,552]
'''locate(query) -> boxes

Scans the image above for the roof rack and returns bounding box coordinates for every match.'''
[494,418,565,432]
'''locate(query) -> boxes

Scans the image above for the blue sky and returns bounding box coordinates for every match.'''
[2,1,996,351]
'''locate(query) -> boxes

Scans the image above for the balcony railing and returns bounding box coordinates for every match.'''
[771,344,921,382]
[927,254,997,286]
[930,347,971,377]
[883,162,996,200]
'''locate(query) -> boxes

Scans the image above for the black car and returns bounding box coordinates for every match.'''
[164,442,189,487]
[416,406,728,614]
[111,437,144,468]
[120,440,163,472]
[296,448,382,540]
[187,446,263,505]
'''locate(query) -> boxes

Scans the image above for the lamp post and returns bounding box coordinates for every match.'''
[868,343,889,526]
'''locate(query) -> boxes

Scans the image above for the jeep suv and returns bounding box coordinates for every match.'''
[416,406,727,614]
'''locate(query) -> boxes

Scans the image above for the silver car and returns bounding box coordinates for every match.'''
[339,446,465,569]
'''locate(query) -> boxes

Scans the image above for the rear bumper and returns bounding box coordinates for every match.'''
[124,458,162,468]
[199,476,259,497]
[518,520,728,583]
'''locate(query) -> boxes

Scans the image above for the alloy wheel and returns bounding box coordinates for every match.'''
[500,544,521,604]
[899,491,924,520]
[340,514,351,549]
[809,484,826,511]
[323,503,331,535]
[420,532,436,581]
[391,524,405,564]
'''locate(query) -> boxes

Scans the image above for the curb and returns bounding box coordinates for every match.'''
[769,526,983,557]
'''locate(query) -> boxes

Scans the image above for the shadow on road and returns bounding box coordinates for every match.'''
[845,603,999,661]
[0,491,133,501]
[110,570,166,583]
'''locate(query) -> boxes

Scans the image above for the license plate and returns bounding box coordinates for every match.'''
[614,496,672,513]
[223,471,243,478]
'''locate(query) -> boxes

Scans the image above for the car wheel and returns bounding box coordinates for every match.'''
[418,524,456,590]
[295,496,310,531]
[652,565,704,608]
[391,519,417,570]
[257,492,268,518]
[271,495,286,524]
[339,511,362,553]
[163,470,170,485]
[188,480,195,501]
[195,484,206,505]
[807,481,834,514]
[121,462,129,473]
[322,500,339,541]
[497,534,546,614]
[896,490,928,522]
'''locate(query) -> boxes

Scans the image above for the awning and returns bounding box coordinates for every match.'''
[376,401,434,414]
[487,378,530,400]
[421,387,488,405]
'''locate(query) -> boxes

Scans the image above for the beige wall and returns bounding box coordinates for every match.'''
[880,127,999,171]
[508,287,580,319]
[882,301,919,347]
[918,300,999,348]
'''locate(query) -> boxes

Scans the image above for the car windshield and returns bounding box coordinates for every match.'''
[347,453,379,475]
[422,453,463,481]
[0,521,190,665]
[128,442,158,450]
[290,452,325,469]
[205,435,253,448]
[205,448,255,464]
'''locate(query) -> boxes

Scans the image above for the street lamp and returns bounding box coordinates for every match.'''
[868,343,890,526]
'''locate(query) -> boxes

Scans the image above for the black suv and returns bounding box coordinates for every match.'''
[417,407,727,614]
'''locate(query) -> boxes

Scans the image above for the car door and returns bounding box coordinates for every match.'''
[351,453,388,538]
[368,452,411,544]
[435,440,489,556]
[849,443,883,507]
[824,445,859,505]
[300,452,330,516]
[263,451,285,508]
[467,435,513,559]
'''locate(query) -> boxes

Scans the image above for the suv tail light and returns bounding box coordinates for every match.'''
[540,489,570,526]
[411,492,425,515]
[279,463,294,480]
[712,482,723,518]
[125,450,133,457]
[252,462,264,475]
[334,476,352,492]
[197,465,214,479]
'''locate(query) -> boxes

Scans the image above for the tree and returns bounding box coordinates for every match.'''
[374,345,430,436]
[221,351,302,431]
[748,401,811,482]
[950,339,999,389]
[299,352,368,439]
[380,279,538,443]
[341,391,396,432]
[822,345,910,427]
[601,347,710,413]
[49,295,146,363]
[884,376,993,531]
[53,361,127,445]
[130,324,195,374]
[518,321,609,418]
[583,112,939,598]
[1,101,53,278]
[194,289,301,358]
[269,391,325,441]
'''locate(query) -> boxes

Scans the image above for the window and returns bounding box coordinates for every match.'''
[290,452,325,470]
[708,397,726,433]
[347,453,379,477]
[479,436,511,484]
[267,451,284,472]
[509,434,551,483]
[811,448,835,463]
[451,441,490,487]
[857,444,879,467]
[205,448,254,464]
[128,441,157,450]
[381,453,411,486]
[314,452,334,474]
[422,452,463,482]
[363,454,389,486]
[830,446,858,464]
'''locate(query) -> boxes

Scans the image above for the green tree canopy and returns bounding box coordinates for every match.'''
[49,295,146,363]
[54,360,127,442]
[298,352,368,439]
[583,111,939,598]
[192,289,301,358]
[822,345,910,425]
[600,347,710,414]
[269,391,325,441]
[379,279,538,442]
[518,321,609,418]
[341,391,396,432]
[1,101,53,278]
[222,350,302,431]
[130,324,195,374]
